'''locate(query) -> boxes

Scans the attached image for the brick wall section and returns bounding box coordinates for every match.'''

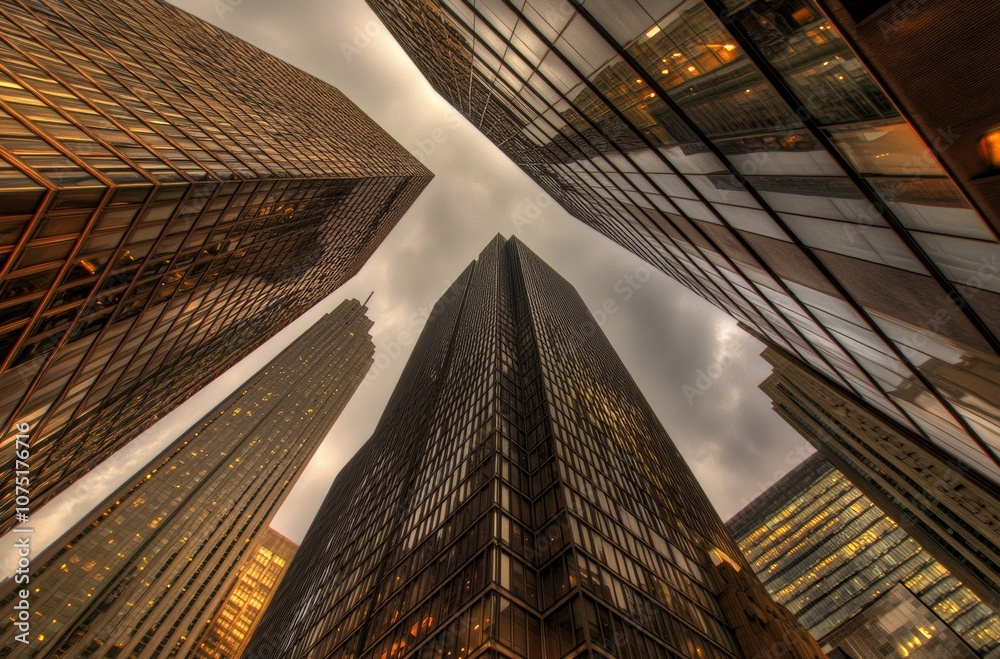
[817,0,1000,237]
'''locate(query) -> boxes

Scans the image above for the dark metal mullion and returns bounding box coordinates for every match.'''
[350,262,478,657]
[123,182,277,388]
[42,183,217,482]
[440,6,710,280]
[484,0,864,398]
[812,0,1000,243]
[0,14,175,185]
[0,152,54,285]
[178,187,322,354]
[27,0,223,182]
[135,6,293,176]
[563,1,921,425]
[41,0,244,181]
[0,188,114,378]
[701,0,1000,357]
[571,0,1000,469]
[66,3,268,181]
[449,15,726,306]
[7,185,163,469]
[154,239,283,378]
[134,5,302,180]
[477,0,858,389]
[449,1,786,338]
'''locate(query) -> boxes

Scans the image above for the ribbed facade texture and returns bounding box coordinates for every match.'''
[759,346,1000,611]
[0,0,431,532]
[363,0,1000,491]
[194,528,299,659]
[0,299,375,658]
[727,453,1000,657]
[244,236,821,659]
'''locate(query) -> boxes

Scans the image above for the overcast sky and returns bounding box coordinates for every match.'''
[2,0,815,575]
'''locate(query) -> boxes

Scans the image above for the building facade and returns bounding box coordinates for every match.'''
[823,584,977,659]
[812,0,1000,233]
[244,236,821,659]
[194,528,299,659]
[0,0,431,532]
[0,298,375,657]
[727,453,1000,657]
[759,345,1000,611]
[364,0,1000,489]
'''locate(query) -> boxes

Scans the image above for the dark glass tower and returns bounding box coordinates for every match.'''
[757,346,1000,611]
[0,299,375,657]
[727,453,1000,656]
[364,0,1000,488]
[244,236,821,659]
[0,0,431,532]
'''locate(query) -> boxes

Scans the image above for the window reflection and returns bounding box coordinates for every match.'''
[722,0,895,125]
[626,1,799,138]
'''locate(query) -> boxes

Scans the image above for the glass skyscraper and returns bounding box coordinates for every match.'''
[0,298,375,657]
[244,236,821,659]
[0,0,431,532]
[823,584,978,659]
[758,345,1000,612]
[194,527,299,659]
[727,453,1000,657]
[364,0,1000,489]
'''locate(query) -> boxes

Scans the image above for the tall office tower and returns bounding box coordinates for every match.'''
[814,0,1000,231]
[364,0,1000,489]
[823,584,978,659]
[759,346,1000,610]
[244,236,822,659]
[0,0,431,532]
[727,453,1000,657]
[194,528,299,659]
[0,299,375,657]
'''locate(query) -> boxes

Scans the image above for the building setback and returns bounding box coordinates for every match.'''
[727,453,1000,657]
[758,345,1000,611]
[363,0,1000,491]
[244,235,821,659]
[193,527,299,659]
[0,0,431,533]
[0,299,375,657]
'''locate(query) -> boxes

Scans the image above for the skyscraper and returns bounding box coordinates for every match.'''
[0,0,431,532]
[0,298,375,657]
[244,236,822,659]
[194,528,299,659]
[727,453,1000,656]
[758,346,1000,610]
[364,0,1000,488]
[823,584,978,659]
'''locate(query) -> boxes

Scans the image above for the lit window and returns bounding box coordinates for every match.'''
[980,128,1000,168]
